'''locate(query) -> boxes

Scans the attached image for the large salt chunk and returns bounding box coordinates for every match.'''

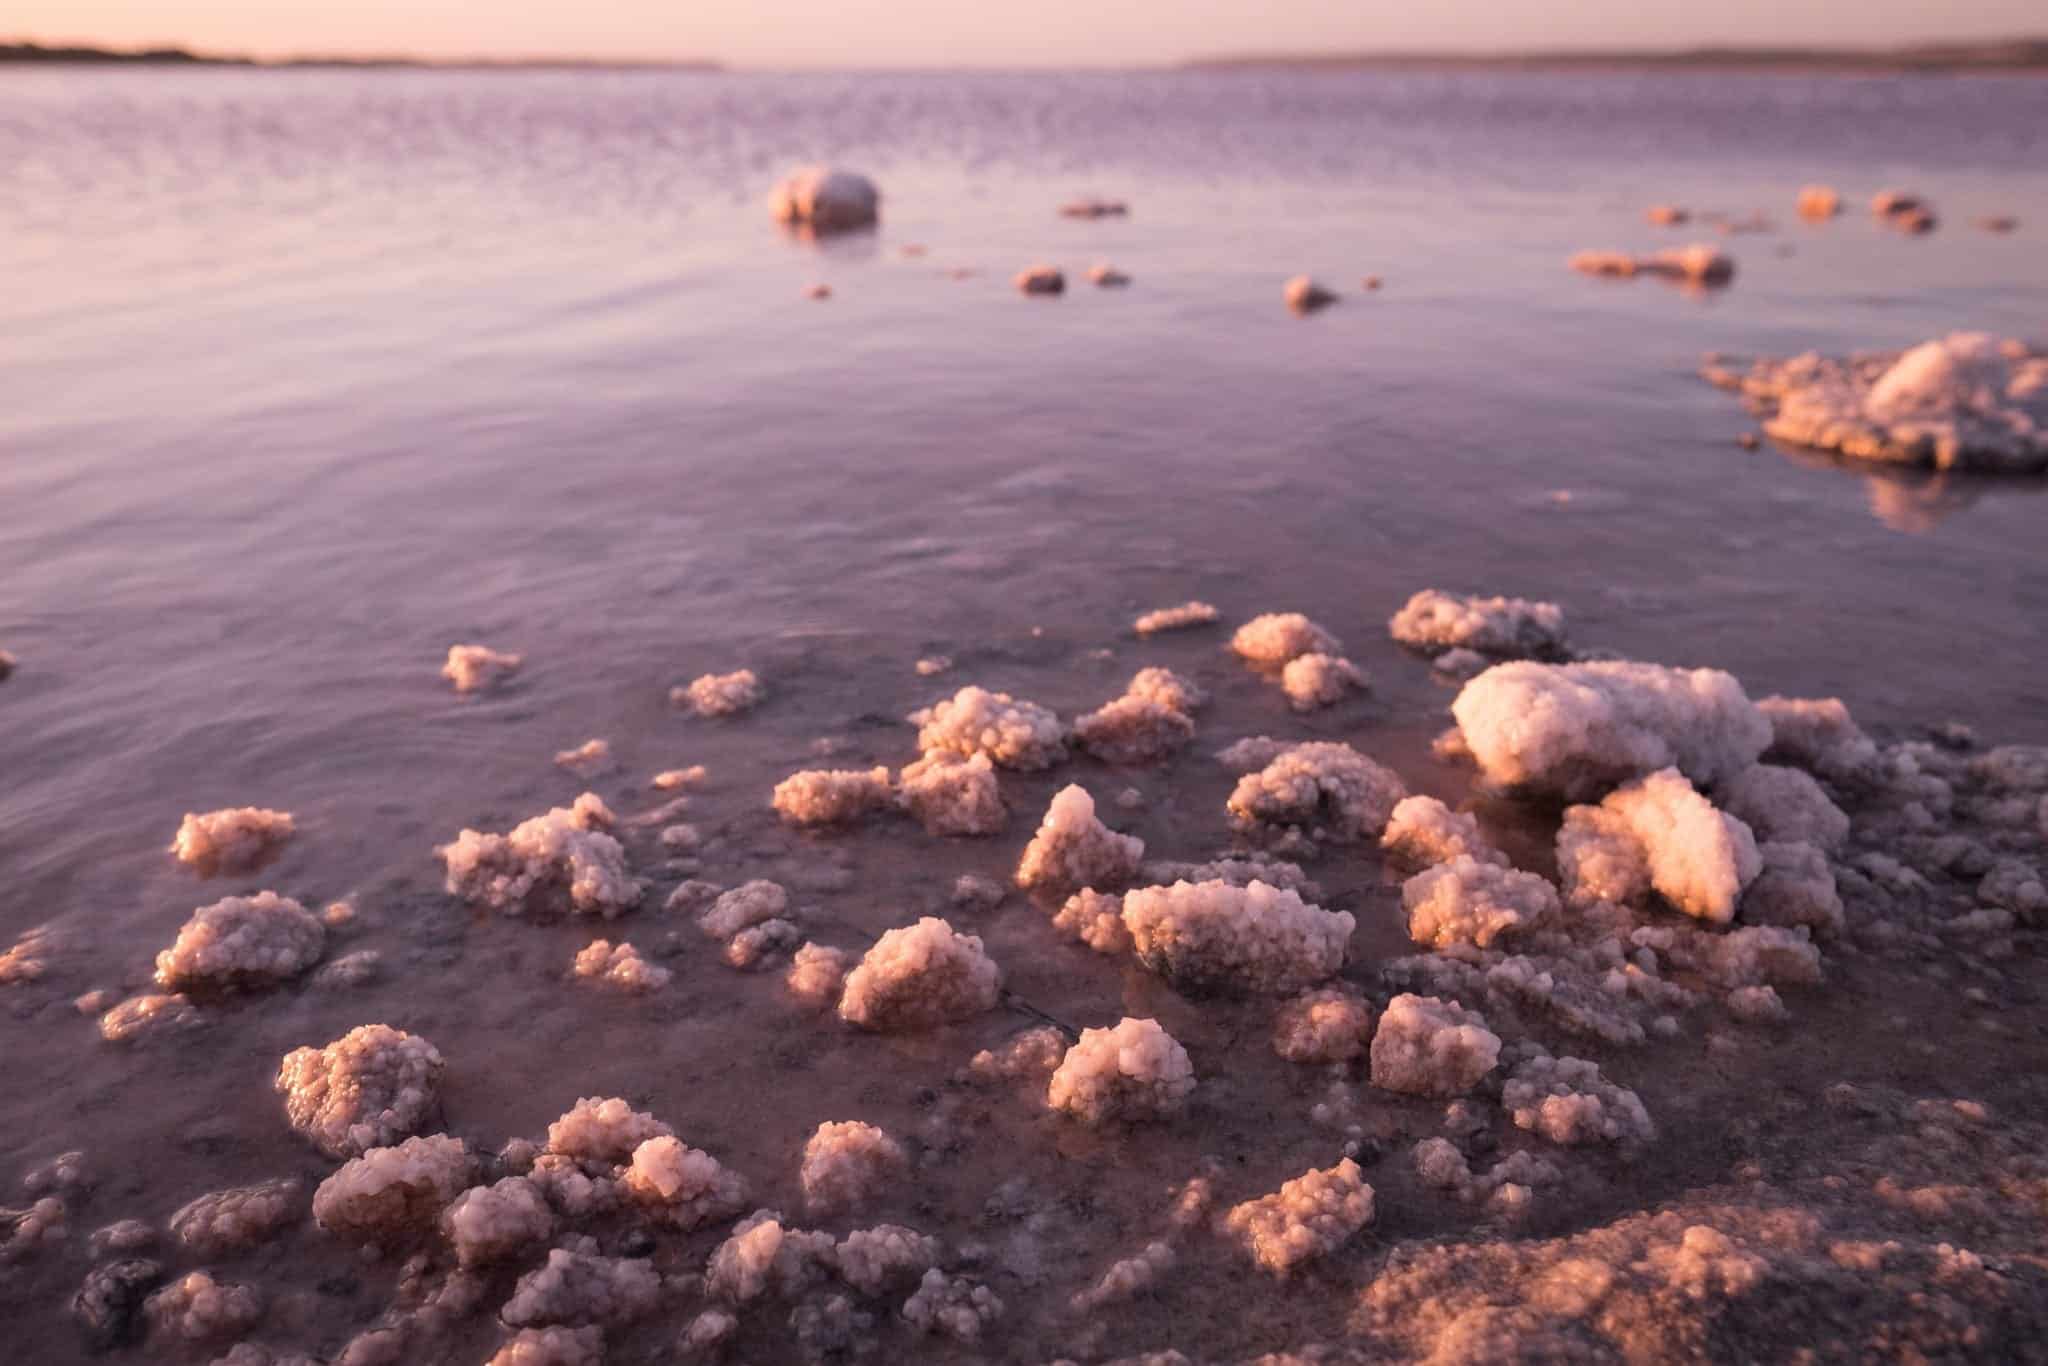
[1741,841,1845,937]
[1046,1018,1195,1125]
[170,1179,302,1257]
[155,892,325,992]
[1716,764,1850,852]
[546,1097,673,1163]
[768,166,880,232]
[1073,693,1196,764]
[837,918,1000,1031]
[1280,653,1367,711]
[677,668,765,717]
[438,794,642,918]
[1121,879,1353,995]
[800,1122,907,1215]
[144,1270,262,1343]
[1015,785,1144,893]
[312,1134,472,1241]
[276,1024,445,1158]
[167,808,295,875]
[1401,857,1559,949]
[570,939,670,993]
[1369,993,1501,1097]
[1223,1158,1374,1275]
[1388,589,1568,659]
[1272,987,1374,1063]
[1452,660,1770,799]
[1227,741,1407,843]
[621,1135,748,1230]
[1502,1052,1655,1146]
[1381,796,1508,870]
[1601,768,1763,923]
[901,1267,1004,1341]
[1758,695,1880,785]
[696,879,789,941]
[771,767,893,827]
[896,751,1004,835]
[443,1177,555,1266]
[911,686,1067,771]
[706,1210,837,1302]
[486,1327,604,1366]
[832,1224,941,1295]
[1555,805,1651,907]
[501,1248,661,1327]
[1231,612,1340,664]
[443,644,522,693]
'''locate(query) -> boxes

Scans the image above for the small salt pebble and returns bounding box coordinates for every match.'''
[1284,275,1337,313]
[1087,263,1131,288]
[1737,433,1761,450]
[1016,265,1065,295]
[1361,275,1383,291]
[805,283,832,300]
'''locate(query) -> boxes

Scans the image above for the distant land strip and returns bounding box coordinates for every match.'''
[1184,39,2048,73]
[0,40,721,70]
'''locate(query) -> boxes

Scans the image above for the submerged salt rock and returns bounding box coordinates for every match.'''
[1015,264,1065,295]
[1796,185,1841,219]
[896,751,1005,835]
[1231,612,1340,665]
[768,166,880,232]
[502,1247,661,1328]
[98,992,202,1043]
[313,1134,472,1241]
[1602,768,1763,923]
[442,1177,555,1266]
[1388,589,1569,659]
[1741,840,1845,937]
[1283,275,1338,313]
[546,1097,672,1163]
[1369,993,1501,1097]
[276,1024,445,1158]
[1227,741,1407,843]
[772,767,893,827]
[1133,601,1220,635]
[801,1122,908,1215]
[1047,1018,1195,1126]
[1281,653,1365,711]
[1015,785,1145,893]
[1716,763,1850,852]
[697,880,789,941]
[1272,987,1374,1063]
[1381,796,1508,870]
[1050,888,1130,953]
[838,918,1000,1031]
[144,1270,262,1343]
[833,1226,942,1295]
[439,793,642,919]
[707,1209,837,1302]
[901,1266,1004,1341]
[1224,1158,1374,1275]
[1452,660,1770,799]
[677,669,765,718]
[570,940,671,993]
[443,644,523,693]
[1503,1053,1655,1146]
[486,1326,605,1366]
[1402,857,1560,949]
[912,685,1067,771]
[170,1179,303,1257]
[167,808,295,875]
[155,892,325,993]
[1121,879,1354,995]
[621,1136,748,1230]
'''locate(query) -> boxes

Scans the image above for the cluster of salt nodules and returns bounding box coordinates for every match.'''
[1046,1017,1195,1125]
[768,166,880,231]
[441,1176,556,1264]
[1015,784,1144,894]
[692,879,802,970]
[1121,878,1354,994]
[1402,856,1561,949]
[622,1134,748,1229]
[439,793,643,918]
[1452,660,1771,800]
[1569,244,1735,283]
[570,938,670,993]
[1050,887,1129,952]
[896,749,1005,835]
[1388,588,1569,660]
[169,1177,303,1255]
[312,1133,472,1241]
[1283,275,1339,312]
[911,684,1067,770]
[443,643,523,693]
[1224,1157,1375,1273]
[1370,993,1502,1097]
[1555,767,1763,923]
[1380,795,1508,870]
[143,1269,263,1343]
[800,1121,907,1214]
[167,806,295,874]
[1701,332,2048,473]
[154,891,325,992]
[1409,1137,1563,1216]
[1074,666,1204,763]
[838,917,1000,1030]
[674,668,765,717]
[276,1023,446,1157]
[1133,600,1219,635]
[1272,986,1375,1062]
[771,766,893,827]
[503,1245,661,1327]
[1500,1045,1656,1146]
[1230,611,1366,710]
[1227,740,1408,845]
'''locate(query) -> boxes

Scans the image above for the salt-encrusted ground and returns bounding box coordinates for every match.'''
[4,589,2046,1366]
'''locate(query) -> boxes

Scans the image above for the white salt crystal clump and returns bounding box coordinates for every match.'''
[833,1225,941,1294]
[706,1210,837,1302]
[570,940,670,993]
[1758,695,1880,785]
[1231,612,1340,665]
[502,1247,661,1327]
[1121,879,1354,995]
[1227,741,1407,843]
[622,1136,748,1230]
[1369,993,1501,1097]
[697,879,789,940]
[1047,1018,1195,1125]
[1073,1240,1175,1310]
[1555,805,1651,907]
[167,808,296,875]
[1388,590,1569,659]
[837,918,1001,1031]
[486,1326,604,1366]
[896,751,1005,835]
[1141,854,1322,901]
[439,794,642,919]
[312,1134,472,1241]
[901,1267,1004,1341]
[1502,1052,1655,1146]
[276,1024,445,1158]
[1716,763,1850,852]
[1281,652,1366,710]
[769,166,880,232]
[652,765,707,791]
[144,1270,262,1342]
[442,1177,555,1266]
[771,767,893,827]
[1599,768,1763,923]
[1224,1158,1374,1275]
[1051,888,1130,953]
[801,1122,908,1215]
[1452,660,1770,799]
[785,942,851,1007]
[546,1097,673,1163]
[911,685,1067,770]
[443,644,523,693]
[677,669,765,718]
[98,992,202,1043]
[1402,857,1559,949]
[1742,841,1845,937]
[966,1027,1068,1083]
[1015,785,1144,893]
[170,1179,302,1256]
[0,924,60,984]
[553,739,612,775]
[1073,693,1196,764]
[1381,796,1508,870]
[1133,601,1219,636]
[155,891,325,992]
[1272,987,1374,1063]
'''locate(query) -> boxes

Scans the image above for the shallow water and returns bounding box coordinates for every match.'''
[2,67,2047,1363]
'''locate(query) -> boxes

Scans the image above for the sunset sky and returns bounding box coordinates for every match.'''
[15,0,2045,67]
